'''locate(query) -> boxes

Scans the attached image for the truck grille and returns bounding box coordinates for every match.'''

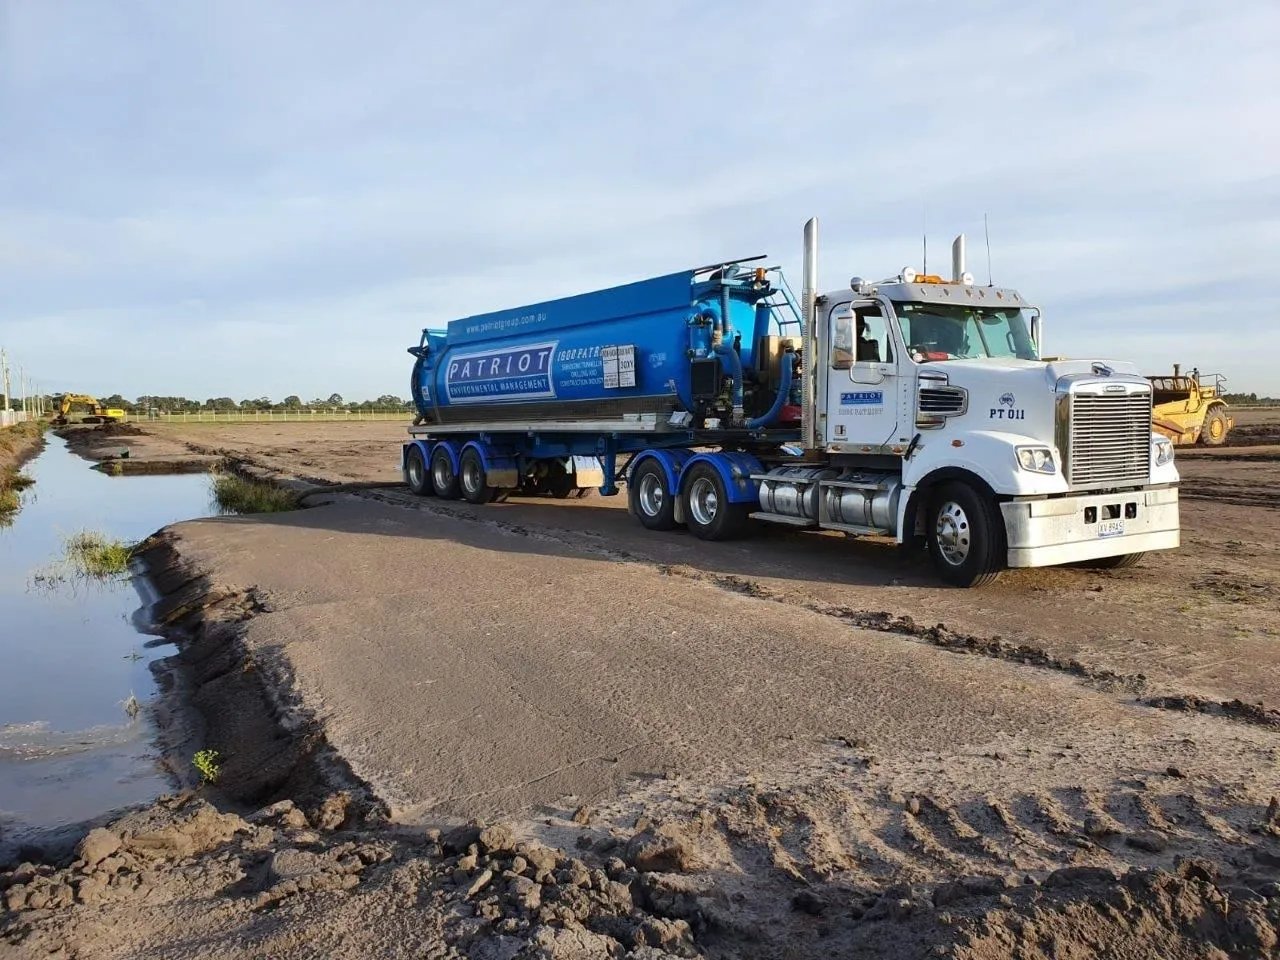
[918,387,966,414]
[1069,392,1151,487]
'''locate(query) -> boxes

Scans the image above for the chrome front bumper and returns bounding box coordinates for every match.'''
[1000,487,1179,568]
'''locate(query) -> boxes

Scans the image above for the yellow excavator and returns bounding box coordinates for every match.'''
[51,393,127,426]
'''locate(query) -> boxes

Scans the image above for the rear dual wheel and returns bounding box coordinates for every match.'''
[459,449,498,504]
[405,446,434,496]
[630,460,678,531]
[430,446,461,500]
[681,464,751,540]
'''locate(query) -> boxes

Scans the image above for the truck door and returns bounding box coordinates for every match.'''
[825,301,899,448]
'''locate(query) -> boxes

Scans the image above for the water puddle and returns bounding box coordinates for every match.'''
[0,435,213,846]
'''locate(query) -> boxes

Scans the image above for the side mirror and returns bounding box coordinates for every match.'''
[1030,308,1042,354]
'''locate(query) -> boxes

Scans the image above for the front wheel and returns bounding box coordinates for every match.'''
[430,446,461,500]
[926,482,1005,587]
[682,464,751,541]
[1200,407,1229,446]
[629,460,678,531]
[405,445,433,496]
[1077,552,1146,570]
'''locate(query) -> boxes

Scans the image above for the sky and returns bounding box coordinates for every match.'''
[1,0,1278,401]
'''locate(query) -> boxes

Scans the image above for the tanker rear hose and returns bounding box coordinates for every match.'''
[714,343,744,420]
[745,350,795,429]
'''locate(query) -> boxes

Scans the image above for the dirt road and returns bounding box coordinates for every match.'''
[6,419,1279,960]
[145,418,1280,711]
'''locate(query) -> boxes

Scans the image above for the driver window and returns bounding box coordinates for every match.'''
[853,309,891,364]
[831,307,892,370]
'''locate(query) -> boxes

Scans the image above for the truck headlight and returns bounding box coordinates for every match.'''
[1015,446,1056,474]
[1153,436,1175,466]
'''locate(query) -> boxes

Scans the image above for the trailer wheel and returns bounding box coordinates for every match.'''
[459,449,498,504]
[682,463,750,541]
[926,482,1004,587]
[630,460,678,531]
[1200,407,1229,446]
[430,446,461,499]
[405,446,433,496]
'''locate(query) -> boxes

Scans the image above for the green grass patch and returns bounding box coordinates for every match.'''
[8,472,34,490]
[212,473,299,514]
[0,488,18,516]
[64,531,135,577]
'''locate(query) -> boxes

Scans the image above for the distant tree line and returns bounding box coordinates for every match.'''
[1222,392,1278,406]
[94,394,414,414]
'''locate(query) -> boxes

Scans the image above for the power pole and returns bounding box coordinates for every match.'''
[0,348,9,414]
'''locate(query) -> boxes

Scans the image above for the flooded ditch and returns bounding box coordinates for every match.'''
[0,434,215,853]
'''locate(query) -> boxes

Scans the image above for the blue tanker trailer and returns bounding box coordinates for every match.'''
[404,259,804,530]
[404,220,1179,586]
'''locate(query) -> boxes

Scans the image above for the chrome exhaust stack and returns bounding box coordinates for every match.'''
[952,234,966,282]
[801,218,819,451]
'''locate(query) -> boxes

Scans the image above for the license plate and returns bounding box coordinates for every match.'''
[1098,519,1125,538]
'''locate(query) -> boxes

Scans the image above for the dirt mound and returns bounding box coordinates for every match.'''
[949,860,1279,960]
[0,796,706,959]
[1229,423,1280,447]
[94,422,145,437]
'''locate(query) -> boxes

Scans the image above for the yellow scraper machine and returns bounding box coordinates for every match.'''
[1147,365,1232,446]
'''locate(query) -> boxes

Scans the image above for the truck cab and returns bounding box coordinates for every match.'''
[748,224,1180,585]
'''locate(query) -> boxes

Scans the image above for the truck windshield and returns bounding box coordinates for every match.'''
[894,303,1039,362]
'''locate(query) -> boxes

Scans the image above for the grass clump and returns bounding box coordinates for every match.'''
[64,531,135,577]
[0,421,46,521]
[192,749,222,783]
[212,473,299,514]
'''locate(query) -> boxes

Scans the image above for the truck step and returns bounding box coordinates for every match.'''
[750,511,818,528]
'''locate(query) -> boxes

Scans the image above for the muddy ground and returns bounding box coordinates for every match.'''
[6,415,1280,959]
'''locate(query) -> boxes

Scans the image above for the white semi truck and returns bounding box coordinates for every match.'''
[405,218,1180,586]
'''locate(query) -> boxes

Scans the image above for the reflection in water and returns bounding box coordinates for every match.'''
[0,434,213,837]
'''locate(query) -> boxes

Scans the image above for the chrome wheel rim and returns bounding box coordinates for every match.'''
[688,477,719,526]
[638,473,665,517]
[432,455,452,490]
[407,453,425,488]
[935,501,971,566]
[462,458,483,494]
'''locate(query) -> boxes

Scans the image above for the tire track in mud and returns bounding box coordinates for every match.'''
[341,487,1280,734]
[586,749,1280,959]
